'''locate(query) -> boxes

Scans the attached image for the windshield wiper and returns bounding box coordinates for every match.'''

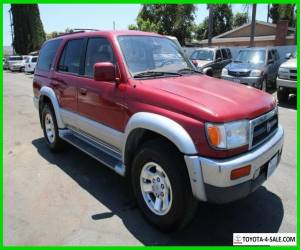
[133,71,182,78]
[233,60,242,63]
[177,68,202,74]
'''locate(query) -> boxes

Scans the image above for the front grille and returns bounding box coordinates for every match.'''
[289,69,297,80]
[250,109,278,149]
[228,70,250,77]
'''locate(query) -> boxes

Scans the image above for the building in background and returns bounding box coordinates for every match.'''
[195,21,296,47]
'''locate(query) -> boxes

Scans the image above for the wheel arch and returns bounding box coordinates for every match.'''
[39,86,65,129]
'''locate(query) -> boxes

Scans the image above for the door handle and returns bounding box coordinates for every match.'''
[79,88,87,95]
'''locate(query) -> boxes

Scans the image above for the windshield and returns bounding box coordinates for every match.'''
[117,35,192,75]
[236,50,266,64]
[190,50,214,61]
[8,56,22,61]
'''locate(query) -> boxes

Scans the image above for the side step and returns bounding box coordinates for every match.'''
[59,129,125,176]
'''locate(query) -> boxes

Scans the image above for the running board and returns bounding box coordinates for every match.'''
[59,129,125,176]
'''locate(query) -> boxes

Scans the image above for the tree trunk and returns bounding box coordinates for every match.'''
[250,4,257,47]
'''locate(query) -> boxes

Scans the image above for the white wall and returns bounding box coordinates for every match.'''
[183,45,297,64]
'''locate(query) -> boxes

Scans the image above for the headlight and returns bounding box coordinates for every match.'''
[278,67,289,79]
[206,120,249,149]
[221,68,228,76]
[249,69,263,77]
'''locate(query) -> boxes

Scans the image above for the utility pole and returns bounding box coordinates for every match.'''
[267,4,270,23]
[250,4,257,47]
[8,7,14,55]
[208,4,213,47]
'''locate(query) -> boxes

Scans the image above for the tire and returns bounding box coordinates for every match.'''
[20,67,25,72]
[131,139,198,232]
[41,103,65,151]
[277,87,289,103]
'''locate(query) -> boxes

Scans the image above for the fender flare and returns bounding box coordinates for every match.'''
[39,86,65,128]
[202,67,213,75]
[122,112,198,162]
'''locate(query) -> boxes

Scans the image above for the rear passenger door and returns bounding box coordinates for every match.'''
[52,38,85,113]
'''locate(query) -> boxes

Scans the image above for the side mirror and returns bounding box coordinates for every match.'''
[285,53,292,60]
[94,62,116,82]
[267,59,274,64]
[216,57,222,62]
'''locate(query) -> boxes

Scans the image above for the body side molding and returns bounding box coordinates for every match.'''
[39,86,65,128]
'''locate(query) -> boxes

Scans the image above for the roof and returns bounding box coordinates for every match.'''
[50,30,162,41]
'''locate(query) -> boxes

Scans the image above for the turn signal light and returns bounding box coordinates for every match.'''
[207,126,221,146]
[230,165,251,180]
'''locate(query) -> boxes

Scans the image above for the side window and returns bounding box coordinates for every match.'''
[216,50,222,60]
[84,37,115,77]
[274,50,279,60]
[58,39,84,74]
[31,57,38,63]
[227,48,232,59]
[268,50,274,61]
[36,39,61,71]
[221,49,228,60]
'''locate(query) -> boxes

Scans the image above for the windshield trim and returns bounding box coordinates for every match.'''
[117,35,195,78]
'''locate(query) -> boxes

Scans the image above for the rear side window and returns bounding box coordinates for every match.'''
[37,39,61,71]
[216,50,222,60]
[58,39,84,74]
[221,49,228,59]
[84,37,115,77]
[31,57,38,63]
[226,48,232,59]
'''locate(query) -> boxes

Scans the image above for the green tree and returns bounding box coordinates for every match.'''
[128,4,196,45]
[233,12,248,27]
[269,4,296,27]
[194,4,233,40]
[11,4,46,54]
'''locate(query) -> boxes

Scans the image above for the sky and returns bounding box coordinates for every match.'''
[3,4,269,46]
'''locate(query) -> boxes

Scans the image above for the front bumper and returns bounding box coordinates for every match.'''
[221,75,263,88]
[184,126,284,203]
[276,77,297,89]
[10,64,23,71]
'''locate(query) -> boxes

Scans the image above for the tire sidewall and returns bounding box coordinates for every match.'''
[41,104,60,149]
[131,145,187,230]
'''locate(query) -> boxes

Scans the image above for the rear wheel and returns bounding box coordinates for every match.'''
[41,103,65,151]
[131,139,198,232]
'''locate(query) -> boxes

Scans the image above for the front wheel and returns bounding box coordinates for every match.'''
[131,139,198,232]
[277,87,289,103]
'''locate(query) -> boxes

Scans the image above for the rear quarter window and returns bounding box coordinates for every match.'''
[36,39,62,71]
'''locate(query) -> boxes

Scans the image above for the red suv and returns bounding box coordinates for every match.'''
[33,30,284,231]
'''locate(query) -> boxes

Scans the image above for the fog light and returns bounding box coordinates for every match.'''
[253,168,260,179]
[230,165,251,180]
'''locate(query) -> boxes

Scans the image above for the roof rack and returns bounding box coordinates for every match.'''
[55,28,100,38]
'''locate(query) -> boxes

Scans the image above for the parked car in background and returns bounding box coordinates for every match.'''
[25,56,38,73]
[189,47,232,77]
[5,55,22,71]
[221,48,280,91]
[3,58,8,69]
[8,55,29,72]
[33,30,283,231]
[276,52,297,102]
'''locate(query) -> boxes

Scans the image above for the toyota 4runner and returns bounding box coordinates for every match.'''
[33,30,284,231]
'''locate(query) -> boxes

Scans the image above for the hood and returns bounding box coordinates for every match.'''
[280,58,297,69]
[193,60,212,68]
[139,74,275,122]
[226,62,265,72]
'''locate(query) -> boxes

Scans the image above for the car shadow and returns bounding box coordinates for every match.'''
[32,138,284,246]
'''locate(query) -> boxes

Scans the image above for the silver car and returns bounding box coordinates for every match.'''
[221,48,281,91]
